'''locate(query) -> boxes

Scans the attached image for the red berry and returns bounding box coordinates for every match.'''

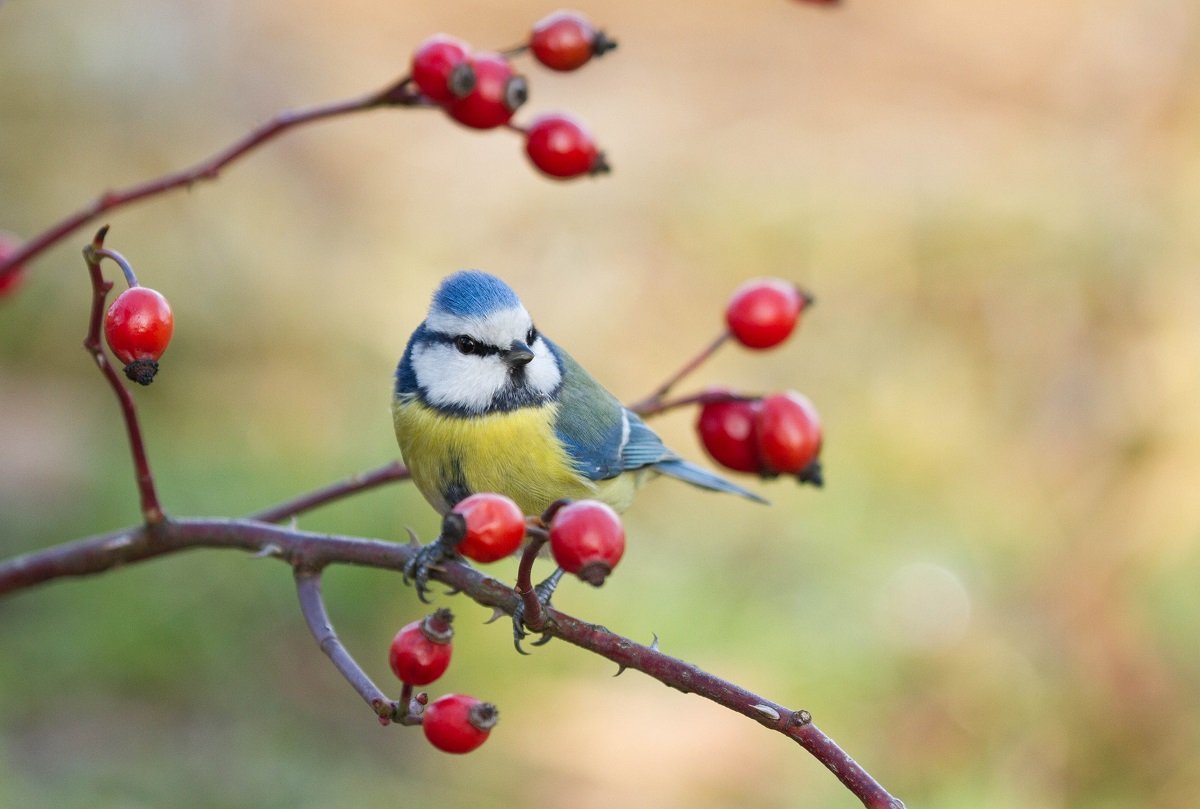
[388,609,454,686]
[548,500,624,586]
[104,286,174,385]
[697,394,764,474]
[524,113,608,179]
[451,493,526,563]
[0,231,25,299]
[445,53,527,130]
[756,392,822,476]
[530,11,615,72]
[725,278,810,349]
[411,34,476,103]
[423,694,498,754]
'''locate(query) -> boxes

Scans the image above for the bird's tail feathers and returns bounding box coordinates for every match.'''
[654,460,769,505]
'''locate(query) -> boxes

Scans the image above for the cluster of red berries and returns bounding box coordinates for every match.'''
[408,11,613,180]
[698,391,823,484]
[449,492,626,586]
[388,608,498,753]
[389,493,626,752]
[695,279,824,484]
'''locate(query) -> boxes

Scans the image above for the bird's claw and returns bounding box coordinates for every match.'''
[402,512,470,603]
[511,568,564,654]
[402,537,456,603]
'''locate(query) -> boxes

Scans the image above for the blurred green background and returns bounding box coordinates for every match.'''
[3,1,1200,807]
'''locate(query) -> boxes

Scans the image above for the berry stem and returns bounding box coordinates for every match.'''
[294,567,401,725]
[248,460,411,524]
[93,247,139,287]
[628,330,731,416]
[395,681,423,726]
[81,227,165,525]
[0,83,423,282]
[514,525,550,632]
[498,43,531,58]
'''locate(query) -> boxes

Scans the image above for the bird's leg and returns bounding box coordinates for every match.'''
[402,512,467,603]
[512,567,564,654]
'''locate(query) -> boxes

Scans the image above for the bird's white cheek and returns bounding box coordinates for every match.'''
[413,344,507,412]
[526,343,562,396]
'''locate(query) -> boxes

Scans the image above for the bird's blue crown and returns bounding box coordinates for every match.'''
[432,270,521,318]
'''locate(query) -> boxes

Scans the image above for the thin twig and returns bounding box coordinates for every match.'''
[631,387,756,419]
[0,518,903,809]
[81,227,164,524]
[294,567,400,724]
[250,460,411,524]
[628,330,730,415]
[0,79,422,283]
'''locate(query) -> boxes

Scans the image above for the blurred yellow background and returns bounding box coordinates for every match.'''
[3,1,1199,807]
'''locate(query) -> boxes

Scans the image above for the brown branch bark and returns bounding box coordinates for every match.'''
[0,518,903,809]
[0,80,422,284]
[294,568,400,723]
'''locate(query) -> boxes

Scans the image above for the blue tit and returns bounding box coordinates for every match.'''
[393,270,767,518]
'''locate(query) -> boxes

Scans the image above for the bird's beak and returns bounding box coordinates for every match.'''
[503,340,534,368]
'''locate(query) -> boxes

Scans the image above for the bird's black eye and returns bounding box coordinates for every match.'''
[454,335,479,355]
[526,326,538,345]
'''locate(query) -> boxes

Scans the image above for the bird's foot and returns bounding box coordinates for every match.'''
[402,513,468,603]
[512,568,564,654]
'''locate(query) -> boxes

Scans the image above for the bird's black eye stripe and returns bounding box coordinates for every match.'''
[452,334,498,356]
[526,326,538,345]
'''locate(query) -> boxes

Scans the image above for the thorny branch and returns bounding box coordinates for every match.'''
[0,518,903,809]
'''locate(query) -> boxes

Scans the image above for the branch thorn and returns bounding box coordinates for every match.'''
[753,704,781,721]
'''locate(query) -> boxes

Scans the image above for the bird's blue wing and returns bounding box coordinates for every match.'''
[550,340,767,504]
[620,410,676,468]
[550,341,672,481]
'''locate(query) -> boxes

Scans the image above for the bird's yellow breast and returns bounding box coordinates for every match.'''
[394,397,635,516]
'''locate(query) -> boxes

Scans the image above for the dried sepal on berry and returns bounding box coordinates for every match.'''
[548,499,625,586]
[524,113,609,179]
[756,392,823,481]
[530,11,616,72]
[388,608,455,686]
[423,694,498,754]
[445,53,527,130]
[104,286,174,385]
[411,34,477,103]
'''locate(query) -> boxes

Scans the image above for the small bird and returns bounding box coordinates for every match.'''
[393,270,765,519]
